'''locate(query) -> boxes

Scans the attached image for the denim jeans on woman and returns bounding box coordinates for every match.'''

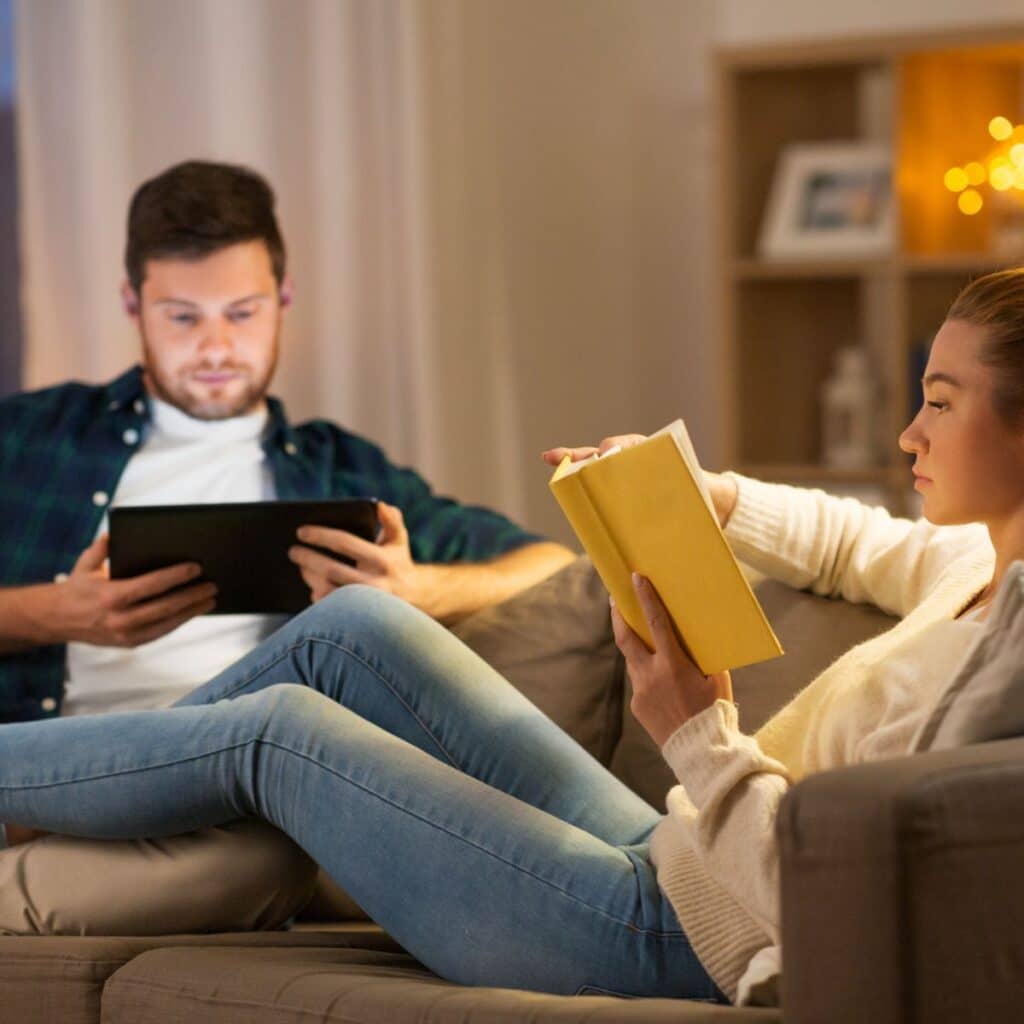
[0,586,724,1002]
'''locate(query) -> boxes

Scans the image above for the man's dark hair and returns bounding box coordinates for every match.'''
[124,160,286,293]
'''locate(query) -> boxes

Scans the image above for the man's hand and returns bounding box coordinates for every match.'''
[612,573,732,749]
[541,433,648,467]
[288,502,425,606]
[52,534,217,647]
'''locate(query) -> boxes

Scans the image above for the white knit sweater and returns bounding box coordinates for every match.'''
[648,473,995,1002]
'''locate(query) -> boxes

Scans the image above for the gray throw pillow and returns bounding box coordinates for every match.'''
[451,555,624,766]
[913,560,1024,752]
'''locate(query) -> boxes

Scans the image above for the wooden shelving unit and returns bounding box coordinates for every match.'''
[718,26,1024,511]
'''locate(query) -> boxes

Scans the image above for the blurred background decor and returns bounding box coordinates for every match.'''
[759,141,893,259]
[6,1,1024,540]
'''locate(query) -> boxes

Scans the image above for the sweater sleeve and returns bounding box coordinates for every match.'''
[721,472,990,618]
[661,699,790,942]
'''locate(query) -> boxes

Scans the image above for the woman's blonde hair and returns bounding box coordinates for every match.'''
[947,267,1024,426]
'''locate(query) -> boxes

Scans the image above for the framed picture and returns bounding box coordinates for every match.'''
[758,142,893,259]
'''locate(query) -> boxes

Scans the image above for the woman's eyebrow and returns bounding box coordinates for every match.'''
[922,372,962,388]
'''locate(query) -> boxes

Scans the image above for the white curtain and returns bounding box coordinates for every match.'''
[16,0,443,466]
[16,0,717,540]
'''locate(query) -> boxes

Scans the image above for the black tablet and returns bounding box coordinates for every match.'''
[109,499,380,615]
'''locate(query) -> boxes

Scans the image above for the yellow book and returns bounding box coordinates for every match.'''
[549,420,783,675]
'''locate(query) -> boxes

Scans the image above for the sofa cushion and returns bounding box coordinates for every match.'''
[913,559,1024,752]
[0,927,397,1024]
[101,945,781,1023]
[451,555,624,766]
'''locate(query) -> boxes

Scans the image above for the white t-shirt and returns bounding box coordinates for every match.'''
[63,397,285,716]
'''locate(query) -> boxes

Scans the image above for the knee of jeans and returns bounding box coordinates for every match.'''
[246,683,331,740]
[313,584,419,634]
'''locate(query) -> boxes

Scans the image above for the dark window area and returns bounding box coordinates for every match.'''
[0,0,19,397]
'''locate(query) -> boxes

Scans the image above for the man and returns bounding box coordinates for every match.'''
[0,160,573,932]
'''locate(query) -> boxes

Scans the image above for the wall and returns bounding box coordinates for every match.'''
[717,0,1024,45]
[415,0,717,541]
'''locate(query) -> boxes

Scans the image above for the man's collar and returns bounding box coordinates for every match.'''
[265,394,301,452]
[101,364,147,411]
[101,366,297,451]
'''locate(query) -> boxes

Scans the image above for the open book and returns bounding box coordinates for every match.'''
[548,420,783,675]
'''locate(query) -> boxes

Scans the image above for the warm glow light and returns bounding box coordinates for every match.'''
[965,161,987,185]
[944,167,969,192]
[1011,144,1024,167]
[1014,168,1024,190]
[958,189,984,215]
[991,166,1014,191]
[1014,125,1024,142]
[990,116,1014,141]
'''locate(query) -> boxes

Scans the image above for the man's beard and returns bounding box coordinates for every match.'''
[140,330,279,421]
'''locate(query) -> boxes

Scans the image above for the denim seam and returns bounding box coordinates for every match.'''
[203,634,462,770]
[260,736,688,940]
[0,739,257,792]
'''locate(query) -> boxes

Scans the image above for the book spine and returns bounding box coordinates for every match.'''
[549,473,653,649]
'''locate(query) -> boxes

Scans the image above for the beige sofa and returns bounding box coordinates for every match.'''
[3,558,1023,1023]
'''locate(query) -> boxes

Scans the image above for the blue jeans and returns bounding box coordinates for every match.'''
[0,587,723,1002]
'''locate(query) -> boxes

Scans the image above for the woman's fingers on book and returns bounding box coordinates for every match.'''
[598,434,647,454]
[610,605,648,660]
[632,573,676,649]
[541,446,600,465]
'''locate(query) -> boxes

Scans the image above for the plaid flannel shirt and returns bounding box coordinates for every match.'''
[0,365,543,722]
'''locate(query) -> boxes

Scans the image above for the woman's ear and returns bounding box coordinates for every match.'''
[279,276,295,310]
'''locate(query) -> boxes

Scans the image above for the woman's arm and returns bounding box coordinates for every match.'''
[659,701,790,942]
[544,434,986,617]
[615,573,788,939]
[720,472,990,618]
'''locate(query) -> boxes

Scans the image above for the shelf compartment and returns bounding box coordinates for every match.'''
[733,257,892,281]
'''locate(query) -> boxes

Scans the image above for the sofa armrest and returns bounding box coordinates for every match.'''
[777,736,1024,1024]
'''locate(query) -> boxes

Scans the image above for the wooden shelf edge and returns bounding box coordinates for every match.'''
[732,257,893,281]
[898,252,1024,275]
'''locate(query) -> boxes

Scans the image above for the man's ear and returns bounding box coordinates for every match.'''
[279,275,295,310]
[121,281,140,318]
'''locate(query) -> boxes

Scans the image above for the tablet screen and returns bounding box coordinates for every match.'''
[109,499,379,614]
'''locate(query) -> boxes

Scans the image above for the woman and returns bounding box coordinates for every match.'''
[1,268,1022,1006]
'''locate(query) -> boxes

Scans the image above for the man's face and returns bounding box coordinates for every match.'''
[130,240,286,420]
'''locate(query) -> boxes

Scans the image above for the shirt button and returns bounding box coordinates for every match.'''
[93,491,109,507]
[133,399,145,415]
[53,572,69,583]
[284,441,298,456]
[123,428,139,445]
[40,697,57,713]
[107,400,119,411]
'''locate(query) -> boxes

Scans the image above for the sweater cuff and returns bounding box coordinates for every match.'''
[660,699,742,794]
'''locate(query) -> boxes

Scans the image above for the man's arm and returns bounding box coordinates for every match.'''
[289,503,575,623]
[386,539,575,623]
[0,536,218,654]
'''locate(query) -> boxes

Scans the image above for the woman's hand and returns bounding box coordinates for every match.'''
[612,573,733,748]
[541,434,648,467]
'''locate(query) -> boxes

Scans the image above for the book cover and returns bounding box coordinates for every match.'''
[549,421,783,674]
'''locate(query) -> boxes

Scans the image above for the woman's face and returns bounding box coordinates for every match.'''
[898,318,1024,526]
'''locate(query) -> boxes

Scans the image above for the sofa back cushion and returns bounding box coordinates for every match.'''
[913,559,1024,752]
[451,556,624,766]
[452,557,897,810]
